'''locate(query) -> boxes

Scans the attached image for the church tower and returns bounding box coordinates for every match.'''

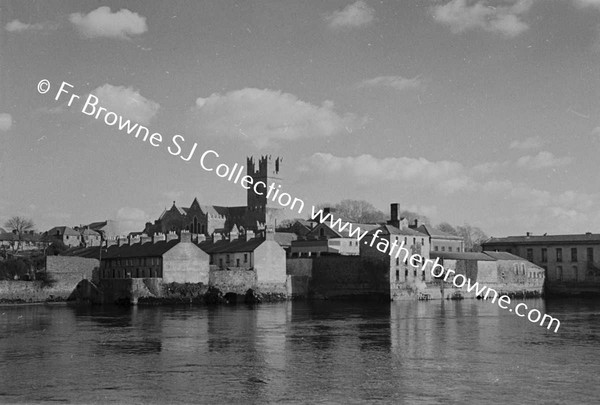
[246,155,284,228]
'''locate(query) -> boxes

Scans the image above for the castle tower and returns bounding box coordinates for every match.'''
[246,155,284,227]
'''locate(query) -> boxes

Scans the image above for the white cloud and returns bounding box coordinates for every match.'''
[509,135,543,150]
[91,84,159,125]
[189,88,362,148]
[516,151,572,170]
[5,20,44,32]
[305,153,474,193]
[325,1,375,29]
[358,75,422,91]
[0,113,13,131]
[70,7,147,39]
[431,0,533,37]
[574,0,600,10]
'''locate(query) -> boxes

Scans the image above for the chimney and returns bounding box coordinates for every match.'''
[526,232,531,237]
[140,234,152,244]
[196,234,206,243]
[153,232,166,243]
[128,234,141,245]
[265,226,275,241]
[179,230,191,243]
[117,237,129,247]
[313,207,331,222]
[105,237,117,247]
[166,231,178,242]
[388,203,400,228]
[246,230,255,241]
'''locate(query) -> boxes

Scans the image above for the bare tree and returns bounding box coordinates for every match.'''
[437,222,459,235]
[456,223,488,252]
[4,216,35,252]
[316,199,386,223]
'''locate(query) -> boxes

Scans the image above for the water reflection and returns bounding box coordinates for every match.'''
[0,299,599,403]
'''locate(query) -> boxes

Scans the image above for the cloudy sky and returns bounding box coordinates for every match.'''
[1,0,600,237]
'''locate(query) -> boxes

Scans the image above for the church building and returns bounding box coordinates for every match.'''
[143,155,285,237]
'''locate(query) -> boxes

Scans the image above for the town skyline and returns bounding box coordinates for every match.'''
[2,1,600,237]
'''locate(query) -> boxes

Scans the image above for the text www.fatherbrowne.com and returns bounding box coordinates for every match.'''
[311,207,561,333]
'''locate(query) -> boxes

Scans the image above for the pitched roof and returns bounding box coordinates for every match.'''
[372,224,428,237]
[80,228,100,236]
[484,233,600,246]
[47,226,80,237]
[103,240,180,259]
[417,224,463,240]
[431,251,496,261]
[483,251,527,261]
[274,232,297,247]
[199,204,229,217]
[87,221,107,230]
[61,246,106,259]
[197,237,266,254]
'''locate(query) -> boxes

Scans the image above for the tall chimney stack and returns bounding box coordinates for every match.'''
[388,203,400,228]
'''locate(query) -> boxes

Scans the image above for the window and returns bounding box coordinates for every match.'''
[219,258,223,268]
[541,248,547,263]
[526,248,533,262]
[396,257,400,266]
[556,248,562,263]
[571,248,577,262]
[449,247,453,252]
[395,270,399,282]
[422,270,426,281]
[349,241,352,246]
[441,246,445,252]
[405,269,408,279]
[421,238,424,245]
[236,258,240,267]
[413,238,416,245]
[413,269,417,277]
[456,248,460,252]
[319,228,325,237]
[434,246,439,251]
[557,266,563,280]
[244,253,248,263]
[513,264,518,274]
[588,247,594,263]
[226,254,230,264]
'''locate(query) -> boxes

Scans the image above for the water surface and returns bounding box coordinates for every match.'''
[0,298,598,404]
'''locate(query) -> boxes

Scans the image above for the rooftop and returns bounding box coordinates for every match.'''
[484,233,600,245]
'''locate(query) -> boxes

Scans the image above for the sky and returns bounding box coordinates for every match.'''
[1,0,600,237]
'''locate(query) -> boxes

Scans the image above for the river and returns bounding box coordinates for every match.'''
[0,298,599,404]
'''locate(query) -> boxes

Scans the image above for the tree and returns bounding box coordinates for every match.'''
[3,216,35,253]
[437,222,458,236]
[401,210,431,227]
[316,199,387,223]
[456,223,488,252]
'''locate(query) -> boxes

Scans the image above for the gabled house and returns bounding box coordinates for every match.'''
[46,226,81,247]
[290,219,379,257]
[412,223,465,253]
[100,231,209,284]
